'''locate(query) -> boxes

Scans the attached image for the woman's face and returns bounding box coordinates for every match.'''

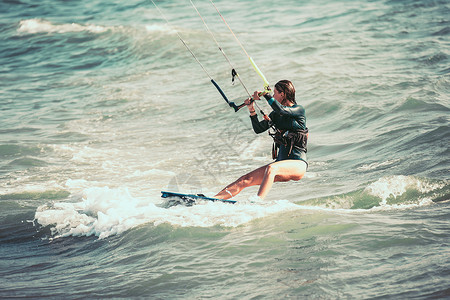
[273,88,285,103]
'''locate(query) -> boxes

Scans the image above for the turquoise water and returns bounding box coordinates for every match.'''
[1,0,449,298]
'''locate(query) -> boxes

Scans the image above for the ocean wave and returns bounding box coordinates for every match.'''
[7,157,48,168]
[17,19,110,34]
[33,175,449,240]
[299,175,449,210]
[33,186,300,239]
[0,190,70,201]
[0,144,43,158]
[144,24,174,34]
[393,96,449,113]
[17,18,193,39]
[357,159,401,171]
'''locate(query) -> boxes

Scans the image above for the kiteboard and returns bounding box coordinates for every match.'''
[161,191,236,207]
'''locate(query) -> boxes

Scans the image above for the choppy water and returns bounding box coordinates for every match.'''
[1,0,449,298]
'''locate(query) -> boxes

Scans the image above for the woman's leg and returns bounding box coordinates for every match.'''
[257,160,307,199]
[215,160,307,200]
[214,164,269,199]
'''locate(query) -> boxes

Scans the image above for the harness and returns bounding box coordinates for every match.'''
[269,128,309,160]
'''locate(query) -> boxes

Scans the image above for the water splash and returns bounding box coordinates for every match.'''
[34,186,299,239]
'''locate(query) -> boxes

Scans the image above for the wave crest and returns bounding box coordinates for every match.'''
[17,19,110,34]
[300,176,449,210]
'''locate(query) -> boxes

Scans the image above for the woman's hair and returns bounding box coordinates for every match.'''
[275,80,296,104]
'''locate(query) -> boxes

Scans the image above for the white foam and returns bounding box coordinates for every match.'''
[294,175,444,212]
[34,176,444,239]
[368,197,434,212]
[357,159,401,171]
[359,175,444,212]
[365,175,441,205]
[34,186,300,239]
[145,24,174,33]
[65,179,100,190]
[18,19,109,34]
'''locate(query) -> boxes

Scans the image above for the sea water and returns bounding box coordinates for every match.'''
[1,0,449,298]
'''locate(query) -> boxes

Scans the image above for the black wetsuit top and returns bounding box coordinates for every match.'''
[250,96,308,163]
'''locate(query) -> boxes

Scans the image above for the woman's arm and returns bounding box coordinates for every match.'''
[263,94,305,117]
[245,94,270,134]
[250,115,270,133]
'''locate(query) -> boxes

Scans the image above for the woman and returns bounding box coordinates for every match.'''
[215,80,308,200]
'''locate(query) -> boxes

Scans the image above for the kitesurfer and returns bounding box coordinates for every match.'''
[215,80,308,200]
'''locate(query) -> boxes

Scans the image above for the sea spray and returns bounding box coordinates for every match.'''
[34,186,300,239]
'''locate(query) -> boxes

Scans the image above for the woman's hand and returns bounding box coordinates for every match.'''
[253,91,261,101]
[245,97,256,114]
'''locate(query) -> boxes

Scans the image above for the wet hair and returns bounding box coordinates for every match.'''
[275,80,296,104]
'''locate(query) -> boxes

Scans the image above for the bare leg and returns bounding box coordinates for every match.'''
[257,160,307,199]
[215,164,269,199]
[215,160,307,200]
